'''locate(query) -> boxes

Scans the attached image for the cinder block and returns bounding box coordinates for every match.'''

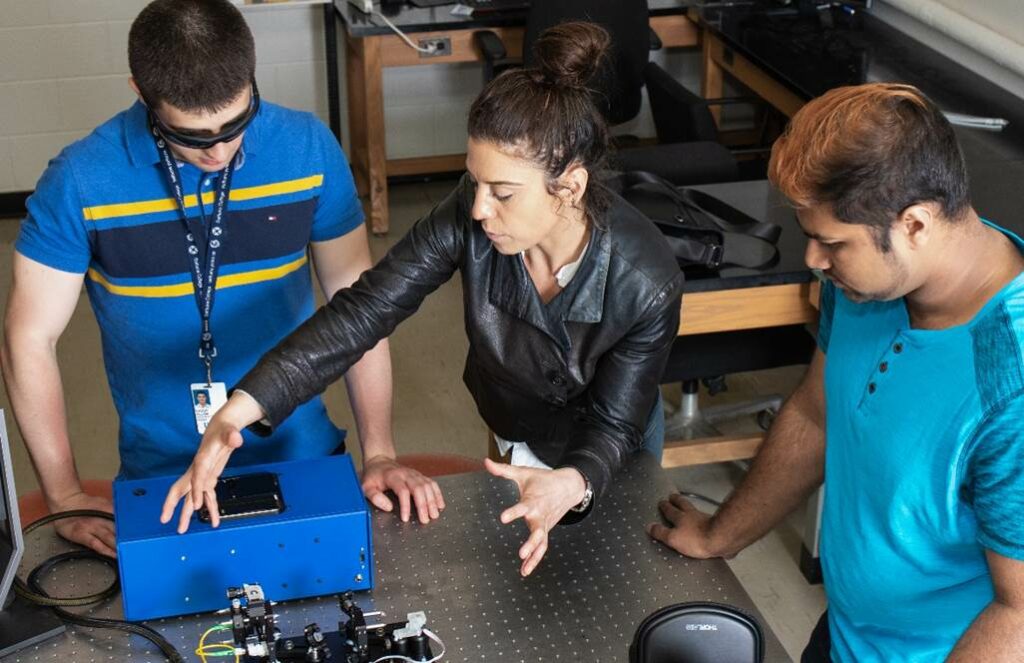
[11,131,87,191]
[0,139,16,193]
[2,1,51,28]
[58,76,135,132]
[52,23,115,78]
[245,6,322,65]
[0,27,56,82]
[272,61,328,117]
[4,81,61,135]
[385,103,435,159]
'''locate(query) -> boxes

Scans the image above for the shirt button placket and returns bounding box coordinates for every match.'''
[871,338,904,396]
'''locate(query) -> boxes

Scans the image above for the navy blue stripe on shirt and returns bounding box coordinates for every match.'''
[88,197,317,279]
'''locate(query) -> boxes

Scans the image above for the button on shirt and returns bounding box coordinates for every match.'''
[817,222,1024,662]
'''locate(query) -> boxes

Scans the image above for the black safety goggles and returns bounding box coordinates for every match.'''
[149,80,260,150]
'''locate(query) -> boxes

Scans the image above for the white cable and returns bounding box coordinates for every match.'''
[372,10,435,54]
[369,627,446,663]
[943,111,1009,132]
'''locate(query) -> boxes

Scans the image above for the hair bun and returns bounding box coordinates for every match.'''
[531,21,610,89]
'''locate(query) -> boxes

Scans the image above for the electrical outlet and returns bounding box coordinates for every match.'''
[346,0,373,13]
[418,36,452,58]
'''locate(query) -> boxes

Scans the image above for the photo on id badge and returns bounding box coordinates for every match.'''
[190,382,228,434]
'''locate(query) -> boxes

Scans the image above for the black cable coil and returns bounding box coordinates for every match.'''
[13,509,184,662]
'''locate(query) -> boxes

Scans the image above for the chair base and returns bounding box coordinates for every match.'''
[664,390,783,441]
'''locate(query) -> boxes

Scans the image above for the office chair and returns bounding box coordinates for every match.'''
[660,326,815,446]
[642,60,777,179]
[472,0,741,186]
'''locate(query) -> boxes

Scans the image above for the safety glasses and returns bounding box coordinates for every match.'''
[149,80,260,150]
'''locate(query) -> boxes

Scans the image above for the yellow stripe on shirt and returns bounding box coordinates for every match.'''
[86,254,309,298]
[82,174,325,221]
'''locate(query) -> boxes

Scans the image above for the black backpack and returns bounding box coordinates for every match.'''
[630,601,765,663]
[611,171,782,271]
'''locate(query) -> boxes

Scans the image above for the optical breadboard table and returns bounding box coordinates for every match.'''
[2,454,788,662]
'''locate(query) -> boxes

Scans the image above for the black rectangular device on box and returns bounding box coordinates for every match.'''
[197,472,284,523]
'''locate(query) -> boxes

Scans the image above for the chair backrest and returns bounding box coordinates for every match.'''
[522,0,650,126]
[644,61,720,143]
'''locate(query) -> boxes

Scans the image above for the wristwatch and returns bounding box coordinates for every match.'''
[570,476,594,513]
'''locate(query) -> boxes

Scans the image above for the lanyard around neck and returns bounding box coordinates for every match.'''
[152,130,237,385]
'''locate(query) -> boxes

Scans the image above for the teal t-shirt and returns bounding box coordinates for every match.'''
[818,222,1024,662]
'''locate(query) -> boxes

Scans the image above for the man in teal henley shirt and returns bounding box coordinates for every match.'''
[647,83,1024,661]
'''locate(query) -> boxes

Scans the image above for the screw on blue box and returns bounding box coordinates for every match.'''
[113,454,372,622]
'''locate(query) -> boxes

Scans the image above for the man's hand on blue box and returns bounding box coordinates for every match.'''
[361,455,445,525]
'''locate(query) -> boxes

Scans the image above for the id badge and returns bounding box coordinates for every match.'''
[190,382,228,434]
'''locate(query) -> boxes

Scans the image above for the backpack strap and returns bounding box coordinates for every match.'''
[612,171,782,270]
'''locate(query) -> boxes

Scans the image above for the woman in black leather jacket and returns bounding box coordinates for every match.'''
[162,22,684,577]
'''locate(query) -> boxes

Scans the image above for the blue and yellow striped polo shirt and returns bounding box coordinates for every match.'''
[16,100,364,478]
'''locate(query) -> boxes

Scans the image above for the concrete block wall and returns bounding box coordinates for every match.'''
[0,2,337,194]
[0,2,700,195]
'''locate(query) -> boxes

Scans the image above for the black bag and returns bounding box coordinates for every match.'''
[629,601,765,663]
[612,171,781,271]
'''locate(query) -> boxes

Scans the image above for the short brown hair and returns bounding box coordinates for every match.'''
[129,0,256,113]
[769,83,970,247]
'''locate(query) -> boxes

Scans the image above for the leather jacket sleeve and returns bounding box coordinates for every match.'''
[556,273,683,503]
[235,185,467,433]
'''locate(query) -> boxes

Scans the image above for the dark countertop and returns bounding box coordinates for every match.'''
[334,0,690,37]
[695,3,1024,163]
[684,3,1024,293]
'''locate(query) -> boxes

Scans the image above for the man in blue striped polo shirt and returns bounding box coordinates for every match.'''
[1,0,443,558]
[647,84,1024,660]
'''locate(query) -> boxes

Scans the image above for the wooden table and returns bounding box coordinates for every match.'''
[333,0,698,234]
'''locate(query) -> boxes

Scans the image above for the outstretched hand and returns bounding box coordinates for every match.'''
[159,392,262,533]
[484,458,587,577]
